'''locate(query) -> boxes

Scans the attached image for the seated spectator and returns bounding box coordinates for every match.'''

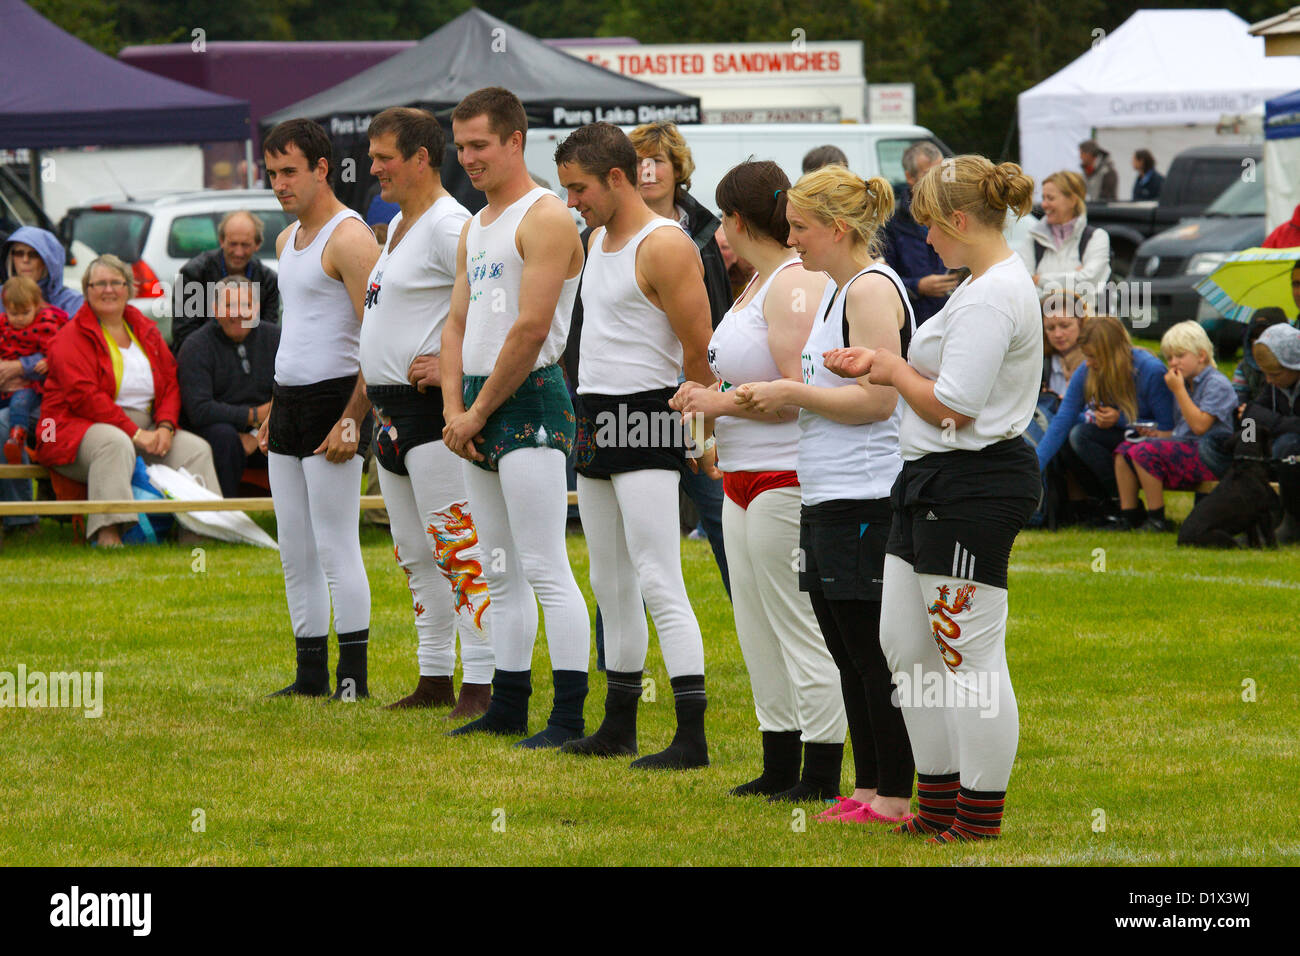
[1021,170,1111,314]
[1232,308,1289,405]
[1,275,67,463]
[801,144,848,174]
[1201,309,1292,480]
[1263,203,1300,249]
[1026,293,1088,528]
[1112,321,1238,532]
[1035,315,1174,524]
[170,210,280,357]
[1041,291,1086,402]
[0,251,73,537]
[1242,323,1300,543]
[3,226,83,316]
[177,275,278,497]
[883,141,954,326]
[36,255,221,548]
[1131,149,1163,201]
[1079,139,1118,200]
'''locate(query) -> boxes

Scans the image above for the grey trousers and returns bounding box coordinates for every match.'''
[54,407,221,539]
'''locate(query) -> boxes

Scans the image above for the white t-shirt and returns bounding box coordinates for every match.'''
[359,197,470,386]
[115,340,155,412]
[898,253,1042,459]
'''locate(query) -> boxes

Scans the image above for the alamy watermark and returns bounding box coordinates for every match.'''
[587,407,708,458]
[0,665,103,718]
[50,886,150,935]
[891,664,1000,718]
[1041,277,1153,328]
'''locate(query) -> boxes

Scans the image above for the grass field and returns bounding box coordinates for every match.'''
[2,487,1297,868]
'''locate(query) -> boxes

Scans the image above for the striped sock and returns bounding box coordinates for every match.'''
[928,787,1005,843]
[893,771,959,835]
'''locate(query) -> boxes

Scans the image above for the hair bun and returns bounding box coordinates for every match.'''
[862,175,895,224]
[982,162,1033,218]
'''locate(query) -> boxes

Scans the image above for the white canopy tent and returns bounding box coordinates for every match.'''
[1017,9,1300,199]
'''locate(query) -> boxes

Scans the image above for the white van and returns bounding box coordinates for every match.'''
[525,123,950,211]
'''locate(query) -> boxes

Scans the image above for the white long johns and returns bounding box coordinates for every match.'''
[723,487,845,743]
[269,451,370,637]
[878,553,1019,792]
[378,440,495,684]
[577,469,705,677]
[461,447,589,673]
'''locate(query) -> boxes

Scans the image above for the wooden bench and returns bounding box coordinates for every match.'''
[0,463,578,518]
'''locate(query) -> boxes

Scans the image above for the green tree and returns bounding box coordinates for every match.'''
[27,0,1292,162]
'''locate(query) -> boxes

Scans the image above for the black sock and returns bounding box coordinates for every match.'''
[331,628,369,700]
[1121,506,1146,529]
[447,669,531,736]
[562,670,641,757]
[730,731,801,796]
[629,674,708,770]
[1146,505,1165,523]
[768,742,843,802]
[516,670,588,749]
[268,636,329,697]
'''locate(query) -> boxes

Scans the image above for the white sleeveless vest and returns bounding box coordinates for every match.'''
[707,258,802,472]
[798,262,915,504]
[578,217,687,395]
[462,186,577,377]
[276,207,366,387]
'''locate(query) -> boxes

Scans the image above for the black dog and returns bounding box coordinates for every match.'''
[1178,429,1282,549]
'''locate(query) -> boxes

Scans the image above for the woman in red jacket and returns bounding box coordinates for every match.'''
[38,255,220,547]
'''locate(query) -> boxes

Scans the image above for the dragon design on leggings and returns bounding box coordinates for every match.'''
[429,504,490,629]
[392,544,425,616]
[928,583,976,672]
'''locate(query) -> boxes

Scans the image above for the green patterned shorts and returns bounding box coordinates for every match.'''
[461,363,576,472]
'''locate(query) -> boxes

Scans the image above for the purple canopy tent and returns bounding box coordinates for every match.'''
[0,0,251,188]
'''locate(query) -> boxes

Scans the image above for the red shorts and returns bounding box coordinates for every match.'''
[722,470,800,509]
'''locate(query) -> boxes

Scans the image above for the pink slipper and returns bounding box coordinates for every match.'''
[815,796,864,821]
[839,804,915,825]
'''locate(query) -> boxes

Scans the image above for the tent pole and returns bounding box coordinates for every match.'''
[29,149,43,207]
[245,139,254,187]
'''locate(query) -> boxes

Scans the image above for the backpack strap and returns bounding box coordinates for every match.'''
[1034,224,1095,269]
[1078,224,1095,257]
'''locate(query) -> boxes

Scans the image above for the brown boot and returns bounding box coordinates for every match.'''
[446,682,491,720]
[386,675,455,709]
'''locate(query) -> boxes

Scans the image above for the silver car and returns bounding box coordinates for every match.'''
[60,189,294,342]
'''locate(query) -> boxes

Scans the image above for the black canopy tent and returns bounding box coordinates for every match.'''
[261,8,700,212]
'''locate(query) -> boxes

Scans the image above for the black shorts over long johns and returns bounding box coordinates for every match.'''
[268,374,373,459]
[800,496,892,602]
[885,437,1040,590]
[366,383,445,476]
[573,387,691,479]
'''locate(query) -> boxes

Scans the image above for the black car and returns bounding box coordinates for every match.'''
[1127,169,1266,354]
[1088,144,1263,279]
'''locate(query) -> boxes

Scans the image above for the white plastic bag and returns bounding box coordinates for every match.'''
[145,464,279,550]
